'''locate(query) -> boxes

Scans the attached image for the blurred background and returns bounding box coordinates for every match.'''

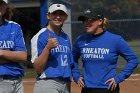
[9,0,140,76]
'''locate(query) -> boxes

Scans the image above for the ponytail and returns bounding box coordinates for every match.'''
[103,17,109,29]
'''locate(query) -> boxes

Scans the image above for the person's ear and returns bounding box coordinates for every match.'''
[47,13,50,20]
[47,16,50,20]
[99,19,103,25]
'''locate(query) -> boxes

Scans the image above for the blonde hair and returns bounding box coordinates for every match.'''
[103,17,109,29]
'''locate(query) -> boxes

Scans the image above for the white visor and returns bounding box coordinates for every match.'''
[48,4,68,15]
[2,0,8,3]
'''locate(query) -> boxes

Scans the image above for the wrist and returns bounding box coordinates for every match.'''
[44,47,51,52]
[45,44,51,50]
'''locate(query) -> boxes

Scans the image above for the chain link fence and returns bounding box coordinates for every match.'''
[71,19,140,71]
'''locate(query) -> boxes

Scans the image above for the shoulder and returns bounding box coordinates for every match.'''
[105,31,122,40]
[104,31,127,47]
[73,34,89,47]
[105,31,120,37]
[76,33,89,41]
[31,28,47,42]
[6,20,21,28]
[5,20,23,34]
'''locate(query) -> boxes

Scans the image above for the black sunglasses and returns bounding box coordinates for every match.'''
[82,18,97,24]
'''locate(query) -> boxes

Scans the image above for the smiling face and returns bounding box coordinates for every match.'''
[47,10,68,27]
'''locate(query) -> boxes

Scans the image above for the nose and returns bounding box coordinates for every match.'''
[56,15,61,19]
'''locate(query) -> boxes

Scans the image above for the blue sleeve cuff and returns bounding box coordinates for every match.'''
[114,75,125,84]
[73,75,80,83]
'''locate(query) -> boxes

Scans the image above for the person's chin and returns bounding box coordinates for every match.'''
[86,29,93,33]
[54,23,63,27]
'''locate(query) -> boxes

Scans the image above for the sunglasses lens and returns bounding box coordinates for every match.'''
[83,18,94,26]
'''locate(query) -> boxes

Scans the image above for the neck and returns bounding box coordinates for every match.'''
[92,28,104,35]
[47,25,61,35]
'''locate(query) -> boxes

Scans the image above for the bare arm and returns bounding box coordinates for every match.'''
[0,50,27,63]
[33,34,58,73]
[33,48,51,73]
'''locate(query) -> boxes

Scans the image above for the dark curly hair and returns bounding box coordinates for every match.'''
[0,0,14,20]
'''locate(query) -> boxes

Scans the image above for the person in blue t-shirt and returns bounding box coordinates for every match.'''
[72,9,139,93]
[0,0,27,93]
[31,3,74,93]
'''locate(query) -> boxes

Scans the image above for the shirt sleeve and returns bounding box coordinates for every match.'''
[114,36,139,83]
[31,33,47,63]
[14,25,26,51]
[71,37,81,83]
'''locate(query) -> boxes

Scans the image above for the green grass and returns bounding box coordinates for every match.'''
[117,67,140,74]
[128,40,140,57]
[79,67,140,75]
[127,40,140,46]
[24,67,140,78]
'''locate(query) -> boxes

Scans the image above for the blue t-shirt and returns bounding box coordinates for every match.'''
[0,20,26,76]
[72,31,139,88]
[31,28,73,79]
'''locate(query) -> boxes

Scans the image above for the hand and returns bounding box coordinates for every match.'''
[45,34,58,50]
[77,77,85,89]
[105,78,117,91]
